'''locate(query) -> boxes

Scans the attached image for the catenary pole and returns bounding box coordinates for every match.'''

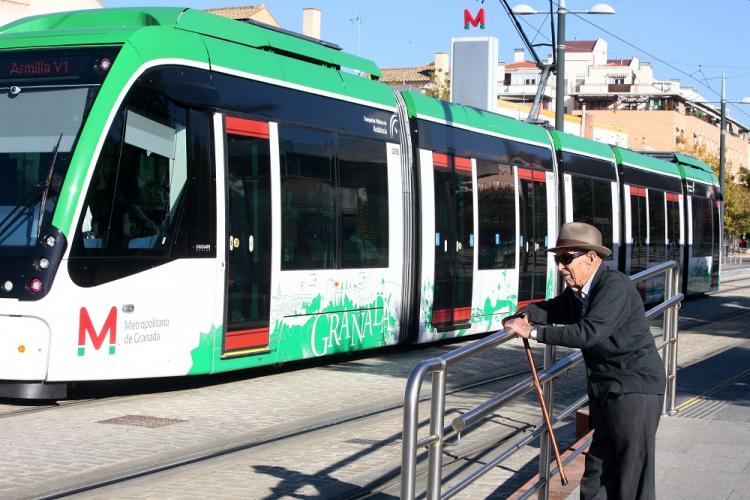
[554,0,566,131]
[719,69,727,253]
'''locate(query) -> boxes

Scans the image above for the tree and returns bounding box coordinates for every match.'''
[738,167,750,189]
[677,143,750,237]
[426,65,450,101]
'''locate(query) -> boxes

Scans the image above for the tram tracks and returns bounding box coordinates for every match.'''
[0,398,100,419]
[26,364,547,499]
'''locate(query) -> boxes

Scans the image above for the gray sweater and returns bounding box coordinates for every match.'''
[521,266,666,398]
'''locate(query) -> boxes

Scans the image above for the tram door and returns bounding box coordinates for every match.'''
[431,153,474,329]
[628,187,648,274]
[223,116,272,356]
[518,168,548,306]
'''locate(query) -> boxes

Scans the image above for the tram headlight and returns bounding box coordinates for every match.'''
[2,281,12,292]
[36,257,50,270]
[28,278,43,294]
[44,235,56,248]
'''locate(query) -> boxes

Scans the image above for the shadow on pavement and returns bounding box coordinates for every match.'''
[675,345,750,410]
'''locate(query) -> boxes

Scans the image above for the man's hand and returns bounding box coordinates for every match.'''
[503,315,533,339]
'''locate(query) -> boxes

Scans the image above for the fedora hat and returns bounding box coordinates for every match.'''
[547,222,612,257]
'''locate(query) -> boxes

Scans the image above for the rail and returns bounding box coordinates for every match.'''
[400,261,683,500]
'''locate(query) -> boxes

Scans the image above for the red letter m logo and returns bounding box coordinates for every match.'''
[464,8,485,29]
[78,307,117,356]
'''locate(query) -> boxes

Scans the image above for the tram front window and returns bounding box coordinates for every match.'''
[0,86,94,253]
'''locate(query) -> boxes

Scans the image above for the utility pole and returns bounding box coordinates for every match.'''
[719,69,727,255]
[555,0,567,131]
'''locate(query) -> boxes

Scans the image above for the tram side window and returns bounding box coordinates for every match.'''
[648,189,666,263]
[571,176,613,258]
[691,197,713,257]
[70,79,215,285]
[477,159,515,269]
[666,194,680,262]
[280,126,389,270]
[630,187,648,273]
[280,126,336,270]
[712,199,720,261]
[338,135,388,268]
[76,106,187,254]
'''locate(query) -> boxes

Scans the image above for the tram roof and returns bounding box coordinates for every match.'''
[612,146,682,179]
[645,152,719,186]
[401,92,552,148]
[0,7,382,78]
[672,153,719,186]
[549,130,616,163]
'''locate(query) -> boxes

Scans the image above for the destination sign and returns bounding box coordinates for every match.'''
[0,57,77,80]
[0,48,120,85]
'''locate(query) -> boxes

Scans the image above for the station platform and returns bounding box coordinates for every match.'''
[512,345,750,500]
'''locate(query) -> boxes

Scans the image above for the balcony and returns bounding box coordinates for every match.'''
[608,83,632,92]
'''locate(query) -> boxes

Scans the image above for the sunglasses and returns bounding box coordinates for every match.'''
[554,251,587,265]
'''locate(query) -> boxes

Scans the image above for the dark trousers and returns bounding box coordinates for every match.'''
[580,392,663,500]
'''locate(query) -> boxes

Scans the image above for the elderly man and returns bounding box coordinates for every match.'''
[504,222,665,500]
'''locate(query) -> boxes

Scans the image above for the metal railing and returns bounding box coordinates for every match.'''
[400,261,683,500]
[723,245,747,265]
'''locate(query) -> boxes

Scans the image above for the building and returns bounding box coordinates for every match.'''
[379,53,450,97]
[498,48,551,109]
[500,39,750,179]
[0,0,102,26]
[204,5,279,27]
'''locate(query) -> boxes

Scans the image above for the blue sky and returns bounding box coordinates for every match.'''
[103,1,750,123]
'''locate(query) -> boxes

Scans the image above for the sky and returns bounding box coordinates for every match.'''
[103,0,750,124]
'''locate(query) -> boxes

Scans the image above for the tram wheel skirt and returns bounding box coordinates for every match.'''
[0,381,67,400]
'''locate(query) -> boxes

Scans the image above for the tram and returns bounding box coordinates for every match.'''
[0,8,720,398]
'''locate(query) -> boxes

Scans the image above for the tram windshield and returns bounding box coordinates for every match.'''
[0,86,94,251]
[0,47,117,254]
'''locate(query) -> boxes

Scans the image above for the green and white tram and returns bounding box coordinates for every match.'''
[649,152,721,295]
[0,8,720,398]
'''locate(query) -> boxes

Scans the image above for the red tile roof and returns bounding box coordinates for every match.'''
[505,61,538,69]
[565,40,597,52]
[607,58,632,66]
[205,5,266,20]
[379,64,433,84]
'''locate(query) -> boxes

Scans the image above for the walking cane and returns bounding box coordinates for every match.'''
[523,336,569,486]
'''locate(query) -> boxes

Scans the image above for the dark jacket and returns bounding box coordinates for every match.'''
[521,265,666,398]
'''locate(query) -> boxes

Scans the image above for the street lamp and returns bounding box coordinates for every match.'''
[513,1,615,131]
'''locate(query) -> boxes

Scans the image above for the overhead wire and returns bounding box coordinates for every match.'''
[494,0,750,124]
[559,6,750,122]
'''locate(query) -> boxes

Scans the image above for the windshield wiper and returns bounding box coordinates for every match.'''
[0,133,63,245]
[37,132,63,239]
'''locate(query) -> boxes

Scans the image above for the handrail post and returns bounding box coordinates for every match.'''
[668,266,680,415]
[427,366,447,499]
[401,362,431,500]
[662,266,674,414]
[536,344,555,500]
